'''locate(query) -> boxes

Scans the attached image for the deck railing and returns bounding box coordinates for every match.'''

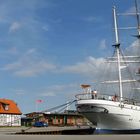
[75,93,140,106]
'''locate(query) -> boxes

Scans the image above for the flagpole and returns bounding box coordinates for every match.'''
[35,99,43,112]
[35,101,38,112]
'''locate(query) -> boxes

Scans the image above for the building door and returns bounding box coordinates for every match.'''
[64,115,67,125]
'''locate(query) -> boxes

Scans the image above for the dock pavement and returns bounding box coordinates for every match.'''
[0,126,140,140]
[0,134,140,140]
[0,125,93,135]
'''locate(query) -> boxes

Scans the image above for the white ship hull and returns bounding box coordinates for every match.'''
[76,99,140,130]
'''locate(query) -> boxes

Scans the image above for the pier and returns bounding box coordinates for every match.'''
[0,126,95,135]
[16,126,95,135]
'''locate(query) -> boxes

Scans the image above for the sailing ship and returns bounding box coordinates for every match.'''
[75,1,140,134]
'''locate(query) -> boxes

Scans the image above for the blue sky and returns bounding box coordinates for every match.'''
[0,0,139,114]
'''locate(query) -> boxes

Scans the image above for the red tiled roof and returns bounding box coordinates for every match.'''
[0,99,22,115]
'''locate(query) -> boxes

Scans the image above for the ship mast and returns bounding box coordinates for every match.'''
[134,0,140,76]
[113,6,123,102]
[135,0,140,38]
[134,0,140,84]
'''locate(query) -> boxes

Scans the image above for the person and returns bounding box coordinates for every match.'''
[112,94,117,101]
[109,96,112,101]
[91,90,97,99]
[138,68,140,74]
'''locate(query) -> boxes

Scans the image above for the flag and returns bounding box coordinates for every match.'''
[36,99,43,103]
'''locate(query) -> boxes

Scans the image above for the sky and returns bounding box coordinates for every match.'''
[0,0,139,114]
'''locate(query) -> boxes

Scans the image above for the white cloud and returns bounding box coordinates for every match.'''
[14,60,56,77]
[40,92,56,97]
[8,47,18,55]
[126,39,140,55]
[3,62,22,71]
[9,22,21,33]
[99,39,107,50]
[125,6,136,13]
[26,48,36,55]
[42,25,49,32]
[39,84,79,98]
[60,56,105,77]
[83,16,101,23]
[2,49,56,77]
[10,88,25,95]
[48,84,77,91]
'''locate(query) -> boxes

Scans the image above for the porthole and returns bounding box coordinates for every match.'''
[91,106,94,108]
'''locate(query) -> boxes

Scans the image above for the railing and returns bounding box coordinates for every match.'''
[75,93,140,106]
[75,93,115,100]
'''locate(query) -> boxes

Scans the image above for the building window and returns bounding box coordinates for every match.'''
[4,105,9,111]
[2,104,9,111]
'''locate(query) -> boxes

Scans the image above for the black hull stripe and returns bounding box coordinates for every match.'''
[95,129,140,134]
